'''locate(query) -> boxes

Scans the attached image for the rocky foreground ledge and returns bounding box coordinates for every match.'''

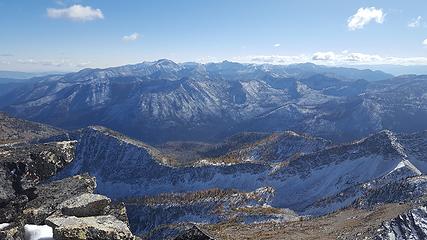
[0,174,138,240]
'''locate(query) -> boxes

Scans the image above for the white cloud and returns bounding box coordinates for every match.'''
[17,58,90,68]
[347,7,385,31]
[273,43,281,47]
[408,16,423,28]
[233,55,308,65]
[198,56,223,63]
[234,51,427,66]
[122,33,140,42]
[47,5,104,22]
[312,51,336,61]
[313,51,427,65]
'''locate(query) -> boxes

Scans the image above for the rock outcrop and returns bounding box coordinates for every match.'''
[23,174,96,224]
[47,215,134,240]
[0,174,137,240]
[0,140,77,222]
[45,191,136,240]
[58,193,111,217]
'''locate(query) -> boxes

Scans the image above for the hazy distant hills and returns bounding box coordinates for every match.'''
[0,70,66,79]
[1,60,426,144]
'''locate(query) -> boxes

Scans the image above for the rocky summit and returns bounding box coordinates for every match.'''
[0,173,138,240]
[0,114,137,239]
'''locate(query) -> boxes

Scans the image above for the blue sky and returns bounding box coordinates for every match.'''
[1,0,427,72]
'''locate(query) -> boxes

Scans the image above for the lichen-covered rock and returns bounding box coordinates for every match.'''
[46,215,135,240]
[59,193,111,217]
[0,174,134,239]
[105,202,130,225]
[0,141,77,193]
[0,168,15,205]
[0,195,28,223]
[23,174,96,224]
[0,223,24,240]
[0,140,77,222]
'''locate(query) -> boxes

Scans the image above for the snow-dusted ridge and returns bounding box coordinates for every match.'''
[86,125,174,167]
[56,126,427,219]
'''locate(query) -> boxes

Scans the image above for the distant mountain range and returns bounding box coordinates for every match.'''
[1,60,425,144]
[350,64,427,76]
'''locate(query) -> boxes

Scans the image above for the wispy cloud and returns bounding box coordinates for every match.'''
[273,43,281,48]
[423,39,427,46]
[233,55,308,65]
[47,5,104,22]
[312,51,336,61]
[122,33,141,42]
[347,7,385,31]
[235,51,427,66]
[54,0,66,6]
[17,58,90,68]
[408,16,423,28]
[0,54,13,57]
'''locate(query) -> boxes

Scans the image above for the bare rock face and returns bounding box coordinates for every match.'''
[46,215,135,240]
[174,225,215,240]
[59,193,111,217]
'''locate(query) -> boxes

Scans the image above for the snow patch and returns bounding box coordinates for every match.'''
[391,161,406,172]
[24,225,53,240]
[0,223,10,230]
